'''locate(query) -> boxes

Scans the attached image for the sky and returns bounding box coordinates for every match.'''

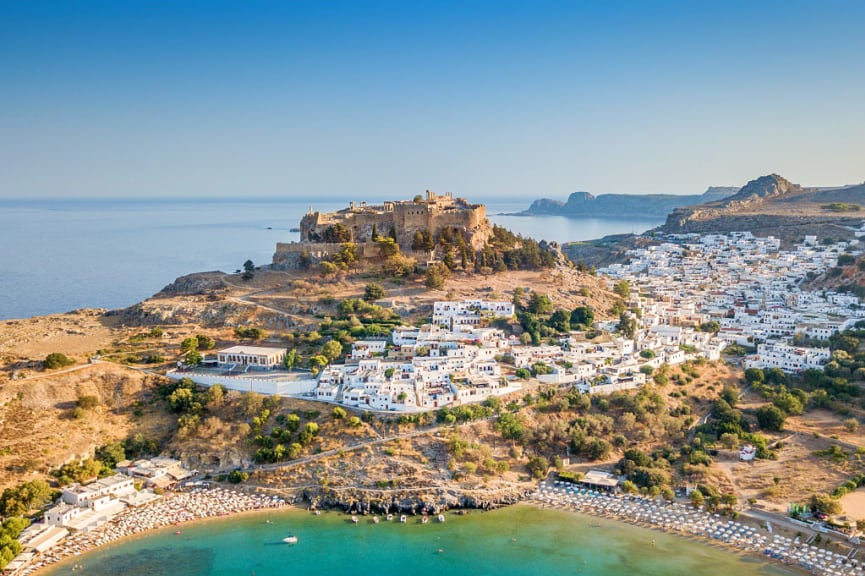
[1,0,864,200]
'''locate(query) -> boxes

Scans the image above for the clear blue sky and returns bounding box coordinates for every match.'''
[1,0,863,199]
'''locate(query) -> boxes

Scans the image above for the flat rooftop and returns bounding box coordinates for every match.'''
[217,345,286,355]
[582,470,619,488]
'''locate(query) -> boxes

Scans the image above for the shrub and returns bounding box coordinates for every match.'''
[76,395,100,409]
[44,353,74,369]
[227,470,249,484]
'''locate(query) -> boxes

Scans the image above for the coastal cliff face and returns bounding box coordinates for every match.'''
[660,174,865,238]
[522,187,738,218]
[295,485,534,515]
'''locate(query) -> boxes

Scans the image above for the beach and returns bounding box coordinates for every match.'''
[18,480,862,576]
[21,487,288,576]
[534,481,860,576]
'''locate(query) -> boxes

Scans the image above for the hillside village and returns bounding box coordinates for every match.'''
[601,230,865,373]
[169,231,864,419]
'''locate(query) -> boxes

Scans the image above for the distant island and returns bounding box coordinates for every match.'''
[516,186,739,218]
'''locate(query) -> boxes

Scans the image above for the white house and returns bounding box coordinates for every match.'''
[216,345,286,369]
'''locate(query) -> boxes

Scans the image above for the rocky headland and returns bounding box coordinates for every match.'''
[518,186,738,218]
[660,174,865,240]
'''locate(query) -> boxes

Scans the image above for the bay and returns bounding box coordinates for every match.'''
[42,505,791,576]
[0,198,662,320]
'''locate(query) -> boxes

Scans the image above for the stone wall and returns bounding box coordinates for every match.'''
[297,195,491,253]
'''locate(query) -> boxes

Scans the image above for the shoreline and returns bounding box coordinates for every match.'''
[22,482,858,576]
[23,487,292,576]
[532,482,860,576]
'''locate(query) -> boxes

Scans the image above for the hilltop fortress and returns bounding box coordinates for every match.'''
[273,191,492,269]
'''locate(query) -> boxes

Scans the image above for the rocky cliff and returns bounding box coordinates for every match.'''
[521,186,737,218]
[660,174,865,237]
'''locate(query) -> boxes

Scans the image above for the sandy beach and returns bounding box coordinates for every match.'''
[16,480,862,576]
[21,487,289,576]
[532,481,863,576]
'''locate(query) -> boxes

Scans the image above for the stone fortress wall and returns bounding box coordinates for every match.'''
[274,191,492,269]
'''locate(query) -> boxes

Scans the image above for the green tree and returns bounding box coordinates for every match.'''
[810,493,842,515]
[756,405,786,432]
[528,293,553,315]
[323,224,352,243]
[44,352,74,369]
[0,479,52,517]
[235,326,266,340]
[332,406,347,419]
[690,490,705,508]
[425,264,448,290]
[204,384,226,407]
[180,337,199,352]
[242,259,255,281]
[95,441,126,468]
[227,470,249,484]
[185,349,203,367]
[321,340,344,363]
[526,456,550,479]
[167,387,198,414]
[744,368,765,385]
[283,348,301,370]
[363,282,386,302]
[613,280,631,299]
[548,309,570,332]
[196,335,216,350]
[287,443,302,459]
[308,354,329,374]
[570,306,594,328]
[512,287,525,309]
[617,313,637,339]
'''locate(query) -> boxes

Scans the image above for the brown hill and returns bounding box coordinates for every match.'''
[660,174,865,242]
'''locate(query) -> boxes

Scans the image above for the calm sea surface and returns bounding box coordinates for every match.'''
[0,198,661,320]
[42,505,790,576]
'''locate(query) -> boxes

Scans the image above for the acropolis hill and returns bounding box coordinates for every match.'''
[272,190,492,269]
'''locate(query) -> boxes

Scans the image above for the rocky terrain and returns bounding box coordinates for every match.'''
[519,186,738,218]
[661,174,865,241]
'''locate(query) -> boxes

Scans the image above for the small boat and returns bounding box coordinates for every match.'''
[438,514,445,523]
[283,535,298,544]
[386,514,394,521]
[400,515,407,523]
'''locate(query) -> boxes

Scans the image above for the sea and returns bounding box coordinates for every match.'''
[42,505,792,576]
[0,197,661,321]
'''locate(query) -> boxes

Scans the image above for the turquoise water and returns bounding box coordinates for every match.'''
[44,505,791,576]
